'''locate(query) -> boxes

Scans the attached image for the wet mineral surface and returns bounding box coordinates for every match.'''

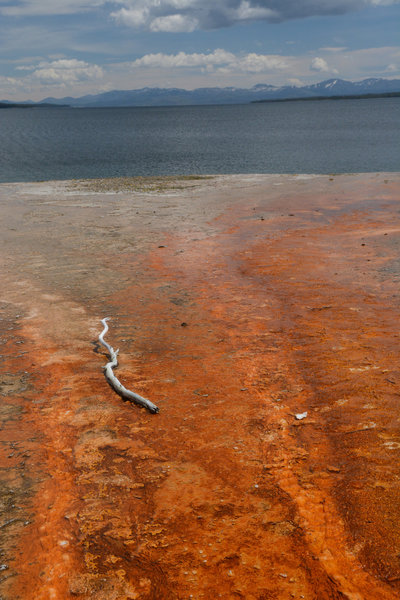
[0,173,399,599]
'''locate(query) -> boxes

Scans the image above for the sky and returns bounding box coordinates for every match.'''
[0,0,399,101]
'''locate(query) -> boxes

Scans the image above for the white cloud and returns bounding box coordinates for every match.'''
[230,53,288,73]
[131,49,235,68]
[235,1,277,20]
[4,46,400,101]
[310,56,338,74]
[19,59,104,86]
[0,75,23,96]
[129,49,289,74]
[110,0,400,32]
[149,14,198,32]
[319,46,348,52]
[110,6,149,27]
[1,0,398,28]
[288,77,303,86]
[113,45,400,89]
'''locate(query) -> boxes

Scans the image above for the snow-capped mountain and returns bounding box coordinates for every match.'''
[304,77,400,96]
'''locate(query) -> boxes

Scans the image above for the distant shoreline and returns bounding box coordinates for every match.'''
[1,90,399,110]
[0,102,69,109]
[252,91,400,104]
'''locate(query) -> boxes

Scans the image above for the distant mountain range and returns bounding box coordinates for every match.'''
[2,78,400,108]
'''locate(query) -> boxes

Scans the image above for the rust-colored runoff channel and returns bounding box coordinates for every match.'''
[0,173,399,599]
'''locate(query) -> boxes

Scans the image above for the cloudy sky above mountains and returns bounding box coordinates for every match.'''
[0,0,399,100]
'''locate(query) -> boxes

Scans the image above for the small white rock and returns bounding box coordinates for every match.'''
[295,412,308,420]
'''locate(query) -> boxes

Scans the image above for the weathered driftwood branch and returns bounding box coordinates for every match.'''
[99,317,159,414]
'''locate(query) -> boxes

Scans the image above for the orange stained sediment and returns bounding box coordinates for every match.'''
[0,173,399,599]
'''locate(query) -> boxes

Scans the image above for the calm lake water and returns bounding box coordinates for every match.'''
[0,98,399,183]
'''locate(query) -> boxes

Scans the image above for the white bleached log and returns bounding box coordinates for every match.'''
[99,317,159,414]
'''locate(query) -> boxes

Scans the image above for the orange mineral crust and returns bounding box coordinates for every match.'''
[0,173,399,599]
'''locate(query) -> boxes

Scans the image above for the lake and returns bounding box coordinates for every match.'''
[0,97,398,183]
